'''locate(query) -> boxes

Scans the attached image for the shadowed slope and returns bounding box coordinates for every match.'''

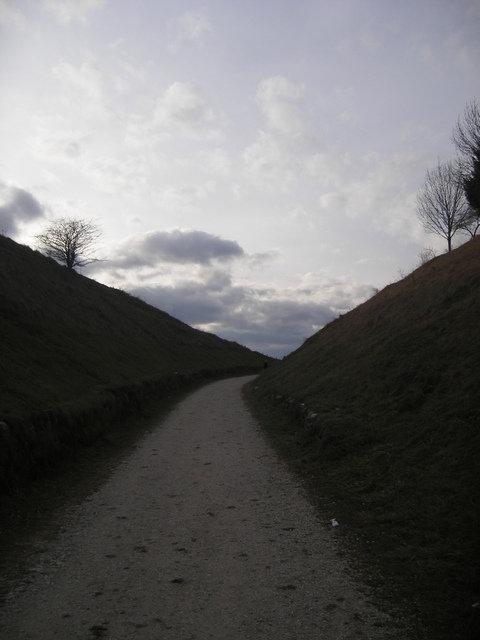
[0,235,270,491]
[248,237,480,640]
[0,235,266,422]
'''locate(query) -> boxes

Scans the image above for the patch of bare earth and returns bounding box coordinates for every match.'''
[0,377,412,639]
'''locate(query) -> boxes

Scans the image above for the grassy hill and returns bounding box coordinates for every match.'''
[0,235,268,490]
[246,237,480,640]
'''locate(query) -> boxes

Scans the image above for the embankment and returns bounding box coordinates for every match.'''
[0,366,260,495]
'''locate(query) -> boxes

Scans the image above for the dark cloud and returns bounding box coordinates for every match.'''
[0,183,45,237]
[131,271,246,325]
[90,230,365,356]
[108,229,244,268]
[218,298,337,357]
[129,278,337,358]
[141,286,224,325]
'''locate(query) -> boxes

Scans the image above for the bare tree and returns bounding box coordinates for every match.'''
[418,246,437,266]
[36,218,103,269]
[452,99,480,162]
[452,99,480,229]
[416,160,470,252]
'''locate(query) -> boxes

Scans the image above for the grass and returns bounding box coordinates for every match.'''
[0,236,268,421]
[0,235,270,491]
[2,233,479,637]
[244,237,480,640]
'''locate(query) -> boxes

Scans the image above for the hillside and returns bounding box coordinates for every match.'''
[0,235,267,488]
[246,237,480,640]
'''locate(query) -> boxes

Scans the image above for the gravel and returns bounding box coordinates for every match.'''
[0,376,409,639]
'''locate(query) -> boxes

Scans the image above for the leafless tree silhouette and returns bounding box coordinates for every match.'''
[416,160,470,252]
[36,218,103,269]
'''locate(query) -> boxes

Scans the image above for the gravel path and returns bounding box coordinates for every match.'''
[0,376,404,639]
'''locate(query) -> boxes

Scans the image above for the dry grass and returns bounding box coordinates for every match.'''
[245,237,480,640]
[0,235,266,422]
[0,235,268,491]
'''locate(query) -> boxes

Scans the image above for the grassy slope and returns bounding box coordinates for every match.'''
[0,235,266,422]
[246,237,480,640]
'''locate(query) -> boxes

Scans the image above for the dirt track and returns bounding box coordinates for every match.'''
[0,376,406,639]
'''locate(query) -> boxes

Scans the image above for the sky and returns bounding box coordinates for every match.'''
[0,0,479,357]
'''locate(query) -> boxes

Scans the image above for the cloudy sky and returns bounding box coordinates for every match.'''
[1,0,479,357]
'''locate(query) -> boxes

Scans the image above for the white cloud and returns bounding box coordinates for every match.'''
[199,148,232,176]
[168,9,213,53]
[32,124,88,162]
[2,1,478,356]
[256,76,305,135]
[154,82,221,140]
[51,56,111,121]
[244,78,346,193]
[124,117,168,151]
[81,153,151,195]
[0,0,25,26]
[318,152,428,243]
[157,181,216,212]
[303,148,345,187]
[43,0,106,24]
[242,129,342,195]
[112,59,148,96]
[358,29,382,54]
[242,131,298,192]
[445,32,479,73]
[155,82,211,127]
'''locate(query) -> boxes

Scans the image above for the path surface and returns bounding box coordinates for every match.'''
[0,376,404,639]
